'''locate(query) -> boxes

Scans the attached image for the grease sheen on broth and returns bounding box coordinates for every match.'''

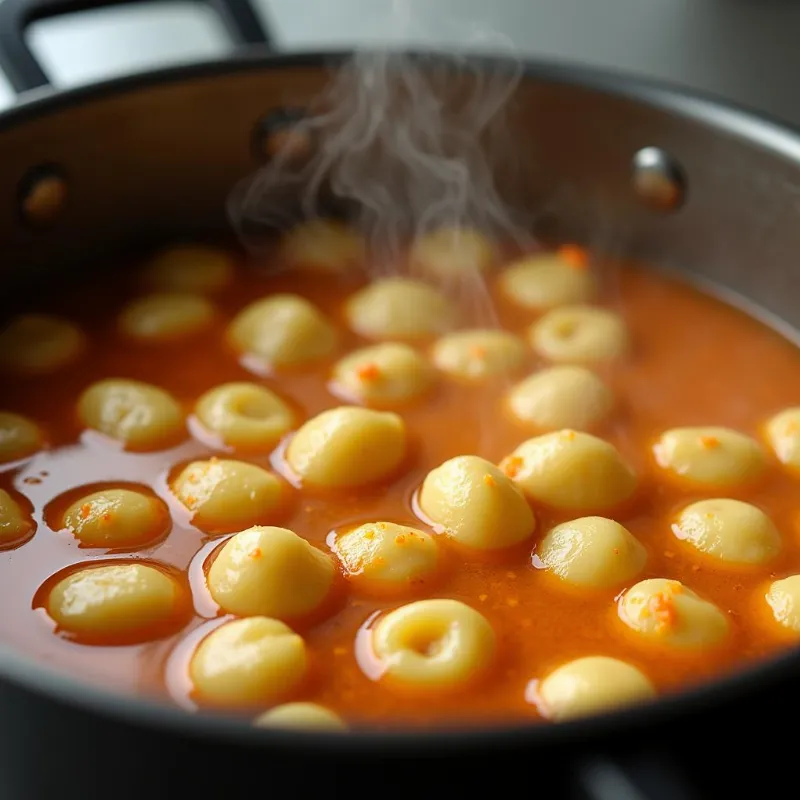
[1,234,800,730]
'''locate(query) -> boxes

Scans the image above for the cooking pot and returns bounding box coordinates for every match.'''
[0,1,798,797]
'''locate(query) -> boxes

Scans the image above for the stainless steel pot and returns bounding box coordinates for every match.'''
[0,2,797,798]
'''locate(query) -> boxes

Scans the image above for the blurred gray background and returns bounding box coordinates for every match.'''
[1,0,800,126]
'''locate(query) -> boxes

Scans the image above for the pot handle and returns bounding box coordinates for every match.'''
[0,0,272,93]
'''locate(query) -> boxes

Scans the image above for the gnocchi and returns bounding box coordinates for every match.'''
[0,411,42,464]
[536,656,655,721]
[207,526,335,619]
[279,219,365,274]
[536,517,647,589]
[431,329,526,382]
[254,702,347,731]
[765,575,800,636]
[141,244,233,292]
[417,455,535,551]
[653,427,766,490]
[227,294,337,369]
[499,251,595,311]
[507,366,613,431]
[119,293,215,341]
[409,227,496,279]
[0,489,34,546]
[172,459,284,534]
[78,379,185,451]
[764,407,800,474]
[673,498,781,565]
[330,343,434,407]
[0,313,84,375]
[618,578,729,650]
[344,278,458,341]
[371,599,495,692]
[194,382,295,451]
[333,522,440,596]
[529,305,628,364]
[500,430,637,512]
[286,406,406,488]
[190,617,307,707]
[62,488,169,548]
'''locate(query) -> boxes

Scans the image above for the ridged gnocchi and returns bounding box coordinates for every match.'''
[141,244,233,293]
[499,251,595,311]
[507,366,613,432]
[333,522,440,596]
[0,411,42,464]
[62,487,169,548]
[764,407,800,474]
[78,379,185,451]
[227,294,337,369]
[536,517,647,589]
[529,305,628,364]
[417,455,535,551]
[536,656,655,721]
[172,458,284,534]
[190,617,307,707]
[409,227,496,279]
[279,219,365,274]
[207,526,334,619]
[431,329,526,382]
[285,406,406,488]
[330,343,434,407]
[254,702,347,731]
[47,563,184,640]
[194,382,295,451]
[501,430,637,512]
[0,313,84,375]
[344,278,458,341]
[371,599,495,692]
[673,498,781,565]
[653,426,766,490]
[618,578,729,650]
[119,293,215,341]
[765,575,800,636]
[0,489,35,546]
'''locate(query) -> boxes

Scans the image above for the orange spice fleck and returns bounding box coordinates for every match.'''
[786,420,799,435]
[377,523,387,530]
[483,474,496,488]
[502,456,523,479]
[507,597,519,608]
[557,244,589,270]
[692,564,701,572]
[469,345,487,360]
[664,550,675,559]
[356,363,381,381]
[478,594,488,602]
[649,591,677,631]
[333,647,347,656]
[374,557,386,566]
[184,495,196,506]
[79,504,92,520]
[249,548,262,560]
[613,548,620,555]
[506,571,517,579]
[395,535,406,545]
[101,513,111,522]
[700,435,720,449]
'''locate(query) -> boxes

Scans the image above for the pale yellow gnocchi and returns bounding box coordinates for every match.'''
[344,278,458,341]
[764,407,800,474]
[529,305,628,364]
[279,219,365,274]
[254,702,347,731]
[333,522,440,596]
[119,293,215,341]
[618,578,729,650]
[330,343,434,407]
[0,411,42,464]
[501,430,637,512]
[499,252,595,311]
[507,366,613,431]
[190,617,307,707]
[0,313,84,375]
[431,329,526,382]
[285,406,406,488]
[416,455,535,551]
[536,656,655,721]
[227,294,337,369]
[765,575,800,636]
[172,459,284,534]
[62,488,169,548]
[141,244,233,293]
[207,526,334,619]
[409,227,496,279]
[653,426,766,490]
[47,563,184,640]
[194,382,295,451]
[536,517,647,589]
[371,599,495,692]
[0,489,35,546]
[78,379,185,451]
[673,498,781,565]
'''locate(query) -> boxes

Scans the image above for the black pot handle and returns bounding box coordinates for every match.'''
[0,0,272,93]
[574,753,703,800]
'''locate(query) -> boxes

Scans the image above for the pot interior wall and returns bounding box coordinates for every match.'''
[0,57,798,330]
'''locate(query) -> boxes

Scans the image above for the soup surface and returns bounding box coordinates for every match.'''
[1,225,799,730]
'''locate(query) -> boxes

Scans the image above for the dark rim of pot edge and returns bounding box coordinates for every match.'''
[0,49,798,754]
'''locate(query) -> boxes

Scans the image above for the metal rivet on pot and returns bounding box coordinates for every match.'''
[253,107,314,163]
[631,147,686,211]
[18,165,68,227]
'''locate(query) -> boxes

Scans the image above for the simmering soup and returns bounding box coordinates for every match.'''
[1,223,799,730]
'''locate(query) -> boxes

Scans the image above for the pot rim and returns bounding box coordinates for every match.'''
[1,48,799,753]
